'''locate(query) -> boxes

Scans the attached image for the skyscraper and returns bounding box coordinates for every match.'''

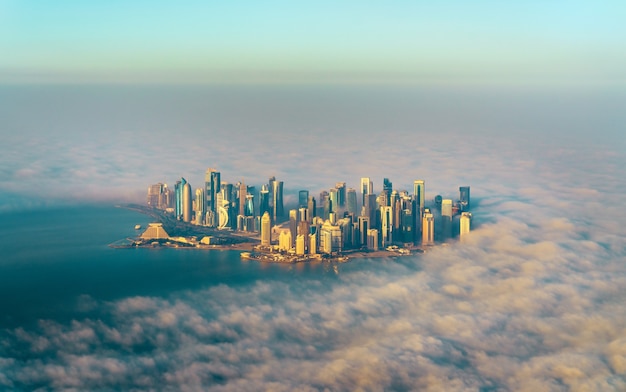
[413,180,425,211]
[459,186,470,211]
[382,178,393,205]
[238,181,247,217]
[360,177,373,207]
[289,209,298,248]
[413,180,425,243]
[307,196,316,222]
[335,182,346,208]
[261,212,271,246]
[182,182,192,223]
[194,188,205,225]
[298,190,309,208]
[460,212,472,239]
[329,188,339,213]
[259,186,270,218]
[205,168,220,227]
[147,183,164,208]
[175,178,187,220]
[381,205,393,246]
[272,179,284,221]
[422,208,435,245]
[245,194,255,217]
[346,188,357,215]
[441,199,453,240]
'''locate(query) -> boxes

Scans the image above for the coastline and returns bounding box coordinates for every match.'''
[115,203,423,263]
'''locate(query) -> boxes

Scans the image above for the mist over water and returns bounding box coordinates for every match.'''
[1,84,625,390]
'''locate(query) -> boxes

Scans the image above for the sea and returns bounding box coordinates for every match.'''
[0,205,388,329]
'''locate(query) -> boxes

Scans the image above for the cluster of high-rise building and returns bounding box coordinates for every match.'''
[147,170,473,255]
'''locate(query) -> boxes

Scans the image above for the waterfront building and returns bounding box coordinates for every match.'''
[205,169,220,227]
[338,217,353,249]
[298,190,309,208]
[459,186,470,211]
[360,177,373,207]
[147,183,166,209]
[460,212,472,239]
[174,179,183,219]
[320,221,342,253]
[346,188,357,216]
[218,200,230,229]
[296,235,305,255]
[244,216,255,232]
[140,223,170,240]
[278,230,292,252]
[309,233,317,255]
[367,229,379,251]
[272,179,284,222]
[422,209,435,245]
[380,205,393,246]
[194,188,205,225]
[261,212,271,246]
[357,215,370,247]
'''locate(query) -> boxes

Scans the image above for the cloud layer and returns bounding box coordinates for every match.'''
[1,85,625,390]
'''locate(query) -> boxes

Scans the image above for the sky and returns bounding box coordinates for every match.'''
[1,1,625,84]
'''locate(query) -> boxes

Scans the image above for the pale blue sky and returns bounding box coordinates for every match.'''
[1,1,625,83]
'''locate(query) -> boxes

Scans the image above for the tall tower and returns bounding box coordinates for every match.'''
[289,209,298,248]
[413,180,425,211]
[272,180,284,222]
[205,168,221,227]
[441,199,453,240]
[238,181,247,217]
[194,188,205,225]
[259,186,270,218]
[298,190,309,208]
[261,212,271,246]
[382,178,393,206]
[335,182,346,208]
[422,208,434,245]
[307,196,316,222]
[459,186,470,211]
[460,212,472,240]
[182,182,192,223]
[360,177,373,207]
[175,178,187,220]
[346,188,357,216]
[380,205,393,247]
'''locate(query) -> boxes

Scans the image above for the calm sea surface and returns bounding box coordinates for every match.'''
[0,205,388,329]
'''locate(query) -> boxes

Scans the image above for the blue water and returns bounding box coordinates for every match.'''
[0,205,346,328]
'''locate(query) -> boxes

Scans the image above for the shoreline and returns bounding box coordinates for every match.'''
[115,203,424,263]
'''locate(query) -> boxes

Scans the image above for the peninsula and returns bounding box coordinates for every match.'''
[112,170,473,263]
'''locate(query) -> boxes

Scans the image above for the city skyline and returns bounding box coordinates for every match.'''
[1,2,625,390]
